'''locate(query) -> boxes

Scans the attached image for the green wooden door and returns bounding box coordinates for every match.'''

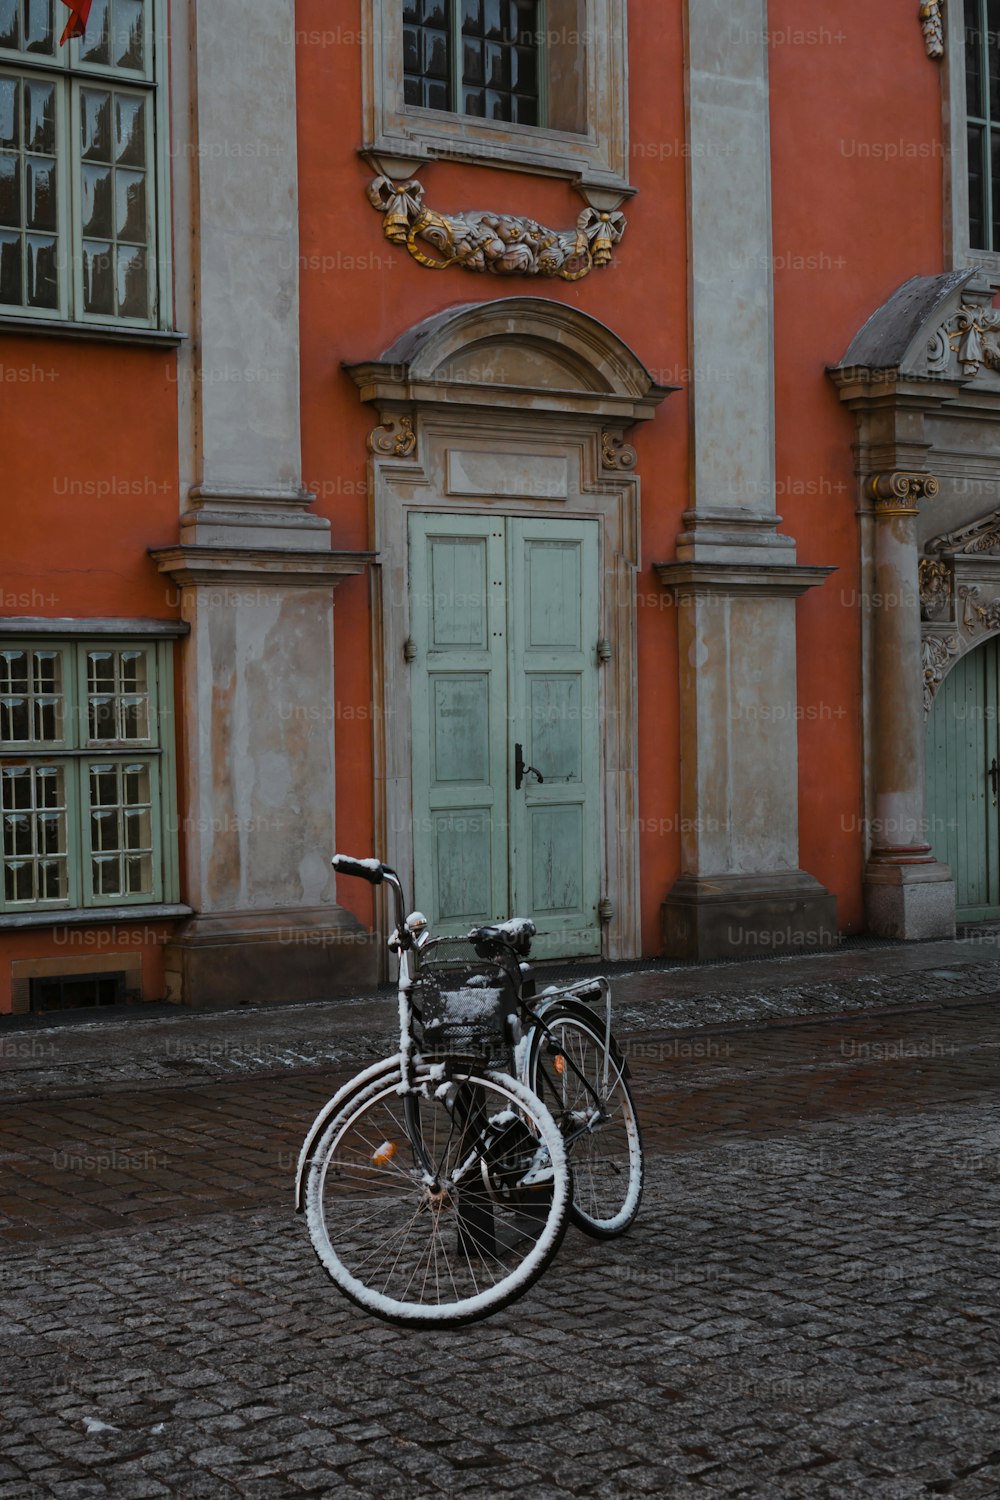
[409,513,603,955]
[925,636,1000,920]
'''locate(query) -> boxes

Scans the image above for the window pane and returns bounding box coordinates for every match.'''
[87,648,151,739]
[970,122,988,248]
[86,759,153,898]
[990,0,1000,121]
[82,162,112,235]
[81,89,112,161]
[114,164,143,240]
[115,242,145,316]
[0,1,16,50]
[1,648,64,741]
[0,76,18,147]
[968,0,985,117]
[0,225,20,300]
[25,155,54,228]
[23,0,54,54]
[114,93,143,165]
[0,151,18,224]
[26,231,55,305]
[23,79,54,154]
[81,0,110,64]
[2,762,68,904]
[460,0,540,124]
[113,0,144,70]
[991,128,1000,249]
[82,238,113,312]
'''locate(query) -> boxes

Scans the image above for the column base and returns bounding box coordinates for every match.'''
[662,871,839,960]
[163,906,378,1006]
[864,862,956,941]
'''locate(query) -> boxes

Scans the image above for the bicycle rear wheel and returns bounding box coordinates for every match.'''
[304,1064,570,1326]
[528,1005,643,1238]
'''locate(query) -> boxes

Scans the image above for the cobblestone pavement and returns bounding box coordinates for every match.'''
[2,1000,1000,1497]
[5,931,1000,1101]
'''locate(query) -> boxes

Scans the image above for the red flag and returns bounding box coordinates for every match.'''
[59,0,93,45]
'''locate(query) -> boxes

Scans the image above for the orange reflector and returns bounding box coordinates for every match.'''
[554,1054,566,1076]
[372,1141,397,1166]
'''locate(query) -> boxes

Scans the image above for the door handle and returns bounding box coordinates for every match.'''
[991,759,999,805]
[514,743,544,790]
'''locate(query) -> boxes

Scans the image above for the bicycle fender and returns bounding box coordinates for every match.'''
[527,1000,632,1079]
[294,1054,402,1214]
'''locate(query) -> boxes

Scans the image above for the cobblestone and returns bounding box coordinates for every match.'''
[1,1000,1000,1494]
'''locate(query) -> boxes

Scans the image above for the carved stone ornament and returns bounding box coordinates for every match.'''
[367,416,417,458]
[927,509,1000,555]
[601,431,637,470]
[919,1,944,59]
[367,175,627,281]
[868,471,940,515]
[927,301,1000,377]
[922,633,960,713]
[919,558,952,620]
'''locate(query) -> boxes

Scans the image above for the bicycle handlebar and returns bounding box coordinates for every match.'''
[331,855,386,885]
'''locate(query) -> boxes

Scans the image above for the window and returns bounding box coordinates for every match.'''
[0,638,177,911]
[0,0,166,325]
[364,0,627,188]
[404,0,542,125]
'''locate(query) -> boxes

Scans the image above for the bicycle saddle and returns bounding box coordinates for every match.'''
[467,918,537,957]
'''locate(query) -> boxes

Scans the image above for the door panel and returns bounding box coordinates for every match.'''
[409,516,509,931]
[925,636,1000,920]
[509,519,602,957]
[409,512,603,954]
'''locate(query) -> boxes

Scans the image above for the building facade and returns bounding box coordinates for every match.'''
[2,0,997,1011]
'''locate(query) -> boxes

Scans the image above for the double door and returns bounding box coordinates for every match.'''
[409,513,602,958]
[925,636,1000,920]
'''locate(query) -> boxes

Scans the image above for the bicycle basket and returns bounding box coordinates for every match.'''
[412,957,516,1064]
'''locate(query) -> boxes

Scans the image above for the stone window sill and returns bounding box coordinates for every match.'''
[0,315,185,348]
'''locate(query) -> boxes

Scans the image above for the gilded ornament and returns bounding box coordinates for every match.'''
[367,175,626,281]
[602,432,638,470]
[868,471,940,515]
[367,416,417,458]
[918,558,952,620]
[919,1,944,59]
[922,633,960,714]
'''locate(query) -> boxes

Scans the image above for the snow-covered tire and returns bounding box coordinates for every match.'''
[304,1066,570,1326]
[528,1006,643,1239]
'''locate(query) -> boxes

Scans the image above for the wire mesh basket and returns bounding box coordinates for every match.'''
[412,957,517,1065]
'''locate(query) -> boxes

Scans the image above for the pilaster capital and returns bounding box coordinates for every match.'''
[868,471,940,516]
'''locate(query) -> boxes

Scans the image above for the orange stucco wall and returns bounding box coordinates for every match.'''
[2,335,181,1008]
[295,0,690,949]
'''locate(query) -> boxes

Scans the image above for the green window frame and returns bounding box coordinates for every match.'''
[965,0,1000,252]
[0,0,170,327]
[0,637,178,913]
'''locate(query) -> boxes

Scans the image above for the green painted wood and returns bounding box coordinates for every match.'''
[508,518,602,959]
[409,513,603,955]
[925,636,1000,921]
[409,514,509,933]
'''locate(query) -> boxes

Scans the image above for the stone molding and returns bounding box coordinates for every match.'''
[150,546,373,590]
[368,175,627,279]
[367,416,417,458]
[920,512,1000,711]
[601,432,637,470]
[655,562,836,600]
[920,1,944,59]
[869,471,940,516]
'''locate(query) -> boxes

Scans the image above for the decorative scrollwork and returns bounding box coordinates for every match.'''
[919,1,944,59]
[868,471,940,515]
[927,301,1000,377]
[928,509,1000,555]
[919,558,952,620]
[368,176,626,281]
[367,416,416,458]
[601,432,637,470]
[922,633,960,714]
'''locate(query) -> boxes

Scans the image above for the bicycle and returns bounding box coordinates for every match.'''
[294,855,644,1326]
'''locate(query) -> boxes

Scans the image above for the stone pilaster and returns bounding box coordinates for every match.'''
[659,0,837,958]
[863,473,956,938]
[161,0,375,1001]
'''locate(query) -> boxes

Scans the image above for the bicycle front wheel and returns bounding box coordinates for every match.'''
[304,1065,570,1326]
[528,1005,643,1238]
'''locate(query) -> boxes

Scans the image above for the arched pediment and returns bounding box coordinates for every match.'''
[345,298,674,423]
[831,269,1000,385]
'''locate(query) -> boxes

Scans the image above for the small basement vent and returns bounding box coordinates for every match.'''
[29,971,128,1013]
